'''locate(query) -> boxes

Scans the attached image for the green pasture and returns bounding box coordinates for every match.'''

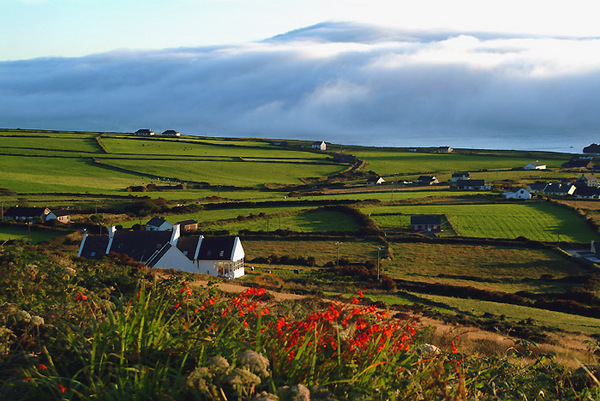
[301,189,492,202]
[0,136,102,153]
[243,239,381,265]
[216,209,363,234]
[372,292,600,335]
[0,225,67,244]
[117,206,315,228]
[0,156,145,193]
[98,137,330,161]
[350,149,569,176]
[385,242,586,294]
[98,158,345,187]
[362,202,599,242]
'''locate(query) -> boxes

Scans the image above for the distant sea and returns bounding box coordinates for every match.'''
[320,129,598,154]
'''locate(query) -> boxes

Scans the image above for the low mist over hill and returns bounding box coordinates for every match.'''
[2,22,600,151]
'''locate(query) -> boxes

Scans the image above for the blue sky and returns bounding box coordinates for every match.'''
[2,0,600,61]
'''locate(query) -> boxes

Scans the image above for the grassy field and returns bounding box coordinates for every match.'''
[385,242,586,293]
[216,209,363,234]
[349,148,570,176]
[368,292,600,335]
[0,225,67,244]
[243,238,383,265]
[362,202,599,242]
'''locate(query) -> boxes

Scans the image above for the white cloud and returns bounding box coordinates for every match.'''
[2,22,600,151]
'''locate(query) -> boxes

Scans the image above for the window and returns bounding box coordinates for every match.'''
[90,252,96,257]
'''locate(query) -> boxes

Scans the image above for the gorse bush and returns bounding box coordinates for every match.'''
[0,245,599,400]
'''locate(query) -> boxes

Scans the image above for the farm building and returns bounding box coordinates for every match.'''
[4,206,51,222]
[161,130,181,137]
[312,141,327,151]
[502,188,532,199]
[543,183,575,196]
[417,176,439,186]
[78,225,245,279]
[367,176,385,186]
[575,185,600,199]
[410,215,442,232]
[562,159,594,170]
[135,129,154,136]
[177,219,198,231]
[146,217,174,231]
[46,209,71,223]
[578,173,599,187]
[451,172,470,182]
[438,146,453,153]
[524,161,546,170]
[454,179,490,190]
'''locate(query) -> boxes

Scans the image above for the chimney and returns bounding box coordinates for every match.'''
[109,226,117,239]
[170,224,180,246]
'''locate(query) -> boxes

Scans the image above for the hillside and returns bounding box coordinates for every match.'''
[1,128,600,398]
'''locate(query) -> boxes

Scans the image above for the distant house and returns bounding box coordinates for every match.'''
[527,182,547,193]
[454,179,490,190]
[575,185,600,199]
[410,215,442,232]
[46,209,71,223]
[451,172,470,182]
[543,183,576,196]
[135,129,155,136]
[524,161,547,170]
[161,130,181,137]
[4,206,51,222]
[502,188,532,199]
[417,176,439,186]
[562,159,594,170]
[146,217,174,232]
[366,176,385,186]
[177,219,198,231]
[409,148,418,152]
[578,173,599,187]
[78,225,245,279]
[438,146,453,153]
[312,141,327,151]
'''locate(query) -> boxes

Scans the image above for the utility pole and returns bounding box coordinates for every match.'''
[27,221,31,244]
[335,241,341,265]
[377,247,381,281]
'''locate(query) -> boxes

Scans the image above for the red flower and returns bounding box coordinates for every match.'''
[358,290,363,298]
[243,320,249,327]
[75,293,88,301]
[37,364,47,370]
[174,302,181,308]
[58,384,67,394]
[451,341,458,354]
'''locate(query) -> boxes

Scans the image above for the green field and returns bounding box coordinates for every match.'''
[349,148,569,176]
[362,202,599,242]
[0,225,66,244]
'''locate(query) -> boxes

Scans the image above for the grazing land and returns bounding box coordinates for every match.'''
[2,128,600,398]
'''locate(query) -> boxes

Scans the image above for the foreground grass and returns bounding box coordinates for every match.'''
[2,245,599,400]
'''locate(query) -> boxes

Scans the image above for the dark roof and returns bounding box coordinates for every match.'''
[110,230,172,262]
[161,130,180,135]
[580,173,597,181]
[456,179,485,187]
[5,206,48,218]
[52,209,70,217]
[79,236,110,259]
[145,243,172,267]
[367,176,383,183]
[197,237,237,260]
[135,129,153,134]
[544,183,573,194]
[452,172,469,177]
[313,141,325,145]
[562,160,594,168]
[575,185,600,197]
[147,217,169,227]
[410,215,442,225]
[176,219,197,226]
[176,236,201,259]
[528,182,547,192]
[417,176,436,182]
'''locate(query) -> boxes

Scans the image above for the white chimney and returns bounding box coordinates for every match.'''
[109,226,117,239]
[170,224,180,245]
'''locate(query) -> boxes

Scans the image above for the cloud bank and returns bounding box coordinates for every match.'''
[2,21,600,151]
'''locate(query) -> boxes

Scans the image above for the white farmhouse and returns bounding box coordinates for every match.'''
[146,217,174,231]
[502,188,532,199]
[524,161,546,170]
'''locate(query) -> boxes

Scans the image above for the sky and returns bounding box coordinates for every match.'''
[2,0,600,151]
